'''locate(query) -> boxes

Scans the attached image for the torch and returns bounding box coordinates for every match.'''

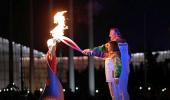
[47,11,82,53]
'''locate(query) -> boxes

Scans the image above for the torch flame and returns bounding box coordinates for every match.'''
[47,11,82,53]
[50,11,67,40]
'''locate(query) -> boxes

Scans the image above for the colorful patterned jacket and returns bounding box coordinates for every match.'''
[89,41,122,78]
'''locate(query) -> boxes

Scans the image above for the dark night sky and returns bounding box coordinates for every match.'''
[0,0,170,56]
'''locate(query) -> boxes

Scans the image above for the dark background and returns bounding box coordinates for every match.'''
[0,0,170,55]
[0,0,170,100]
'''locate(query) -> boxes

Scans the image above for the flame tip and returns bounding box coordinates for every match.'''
[49,11,68,41]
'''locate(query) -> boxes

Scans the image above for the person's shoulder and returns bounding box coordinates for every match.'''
[117,39,129,46]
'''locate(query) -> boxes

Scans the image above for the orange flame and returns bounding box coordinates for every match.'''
[47,11,67,46]
[47,11,82,52]
[50,11,67,39]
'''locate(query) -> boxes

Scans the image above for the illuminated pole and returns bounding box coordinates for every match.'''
[68,0,75,92]
[88,0,95,96]
[29,0,34,92]
[20,45,24,91]
[9,0,14,85]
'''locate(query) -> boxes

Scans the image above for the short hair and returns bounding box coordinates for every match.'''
[110,27,121,36]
